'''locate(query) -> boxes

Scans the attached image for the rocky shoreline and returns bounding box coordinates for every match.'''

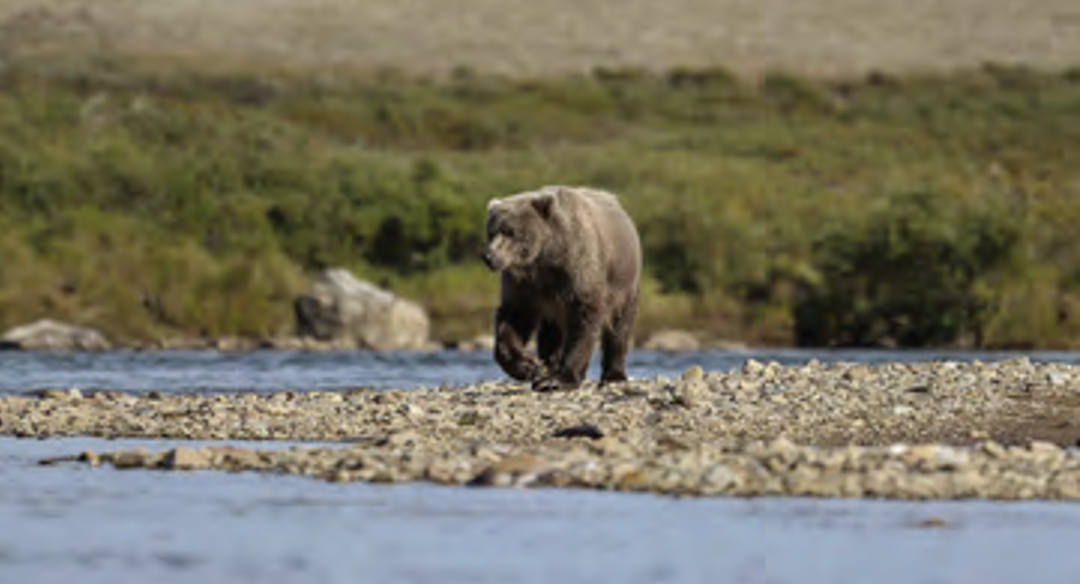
[6,358,1080,499]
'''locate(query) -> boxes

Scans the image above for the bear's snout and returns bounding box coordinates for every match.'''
[481,249,499,271]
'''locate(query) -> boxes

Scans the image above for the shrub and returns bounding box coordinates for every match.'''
[794,191,1023,347]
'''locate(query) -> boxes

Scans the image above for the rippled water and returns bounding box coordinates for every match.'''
[3,437,1080,584]
[4,347,1080,394]
[3,349,1080,583]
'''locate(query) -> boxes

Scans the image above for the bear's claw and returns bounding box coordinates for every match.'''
[531,377,580,392]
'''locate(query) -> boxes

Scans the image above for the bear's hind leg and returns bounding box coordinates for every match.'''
[600,295,638,385]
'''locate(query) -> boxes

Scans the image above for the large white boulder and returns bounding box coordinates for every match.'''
[294,269,431,350]
[1,319,111,351]
[640,329,701,352]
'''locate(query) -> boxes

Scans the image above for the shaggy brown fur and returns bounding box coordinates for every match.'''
[483,186,641,391]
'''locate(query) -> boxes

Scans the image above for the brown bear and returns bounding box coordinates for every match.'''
[482,186,641,391]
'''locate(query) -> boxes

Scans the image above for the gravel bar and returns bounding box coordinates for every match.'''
[8,358,1080,499]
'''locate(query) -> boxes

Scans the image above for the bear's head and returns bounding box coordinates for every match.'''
[482,191,556,272]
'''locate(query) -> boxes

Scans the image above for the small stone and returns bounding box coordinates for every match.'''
[1006,356,1033,370]
[982,441,1008,458]
[37,388,82,400]
[1049,471,1080,498]
[1029,440,1061,453]
[621,384,650,398]
[842,366,871,382]
[162,447,211,471]
[902,445,969,471]
[591,437,637,458]
[742,359,765,375]
[1025,441,1065,465]
[471,444,511,462]
[380,430,421,449]
[701,463,741,493]
[1046,372,1069,387]
[681,366,705,382]
[207,446,266,469]
[612,465,651,491]
[656,434,693,451]
[468,454,552,488]
[326,469,353,483]
[79,450,101,466]
[107,448,154,469]
[398,403,424,419]
[551,424,605,440]
[672,381,708,408]
[457,411,485,426]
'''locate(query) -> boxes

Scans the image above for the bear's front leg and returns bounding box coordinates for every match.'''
[536,319,564,373]
[533,306,601,391]
[494,308,544,382]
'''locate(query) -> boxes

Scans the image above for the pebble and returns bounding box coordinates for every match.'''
[469,454,553,488]
[681,365,705,381]
[37,388,83,400]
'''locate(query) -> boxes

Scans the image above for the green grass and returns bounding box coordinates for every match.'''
[1,59,1079,347]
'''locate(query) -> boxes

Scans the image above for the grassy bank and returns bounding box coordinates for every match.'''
[1,58,1079,347]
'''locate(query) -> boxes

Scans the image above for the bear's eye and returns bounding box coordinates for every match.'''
[500,226,515,239]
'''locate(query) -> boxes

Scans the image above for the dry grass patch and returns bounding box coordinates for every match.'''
[2,0,1079,77]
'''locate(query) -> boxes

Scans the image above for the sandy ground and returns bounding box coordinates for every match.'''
[1,0,1078,77]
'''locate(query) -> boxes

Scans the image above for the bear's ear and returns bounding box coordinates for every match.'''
[531,193,555,219]
[487,198,502,212]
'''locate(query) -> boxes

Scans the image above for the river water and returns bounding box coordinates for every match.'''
[5,347,1080,394]
[2,348,1080,583]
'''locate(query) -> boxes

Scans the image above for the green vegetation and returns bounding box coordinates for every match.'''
[1,58,1079,347]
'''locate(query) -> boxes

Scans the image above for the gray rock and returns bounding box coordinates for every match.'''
[294,268,430,350]
[1,319,110,351]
